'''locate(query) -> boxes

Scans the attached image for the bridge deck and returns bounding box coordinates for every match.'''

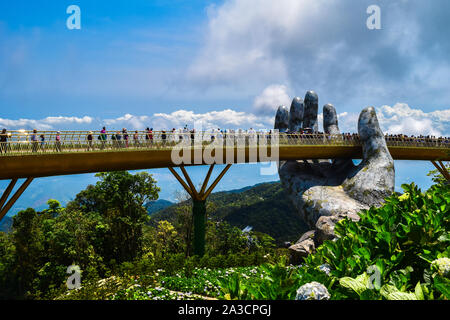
[0,143,448,179]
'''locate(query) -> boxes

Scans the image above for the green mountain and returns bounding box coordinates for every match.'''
[145,199,174,215]
[0,216,13,233]
[149,182,309,245]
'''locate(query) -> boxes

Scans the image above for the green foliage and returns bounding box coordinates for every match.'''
[68,171,160,264]
[1,171,448,301]
[11,208,45,298]
[303,181,449,300]
[151,182,309,245]
[202,180,448,301]
[0,171,161,299]
[242,257,300,300]
[0,170,281,300]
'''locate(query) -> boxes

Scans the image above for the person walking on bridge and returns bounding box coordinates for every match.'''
[115,131,122,148]
[123,128,129,148]
[40,134,45,152]
[145,127,153,147]
[55,131,62,152]
[133,130,140,148]
[0,129,7,154]
[87,131,94,151]
[161,130,167,146]
[100,127,107,150]
[31,129,38,153]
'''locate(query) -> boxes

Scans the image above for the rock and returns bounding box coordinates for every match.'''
[314,212,360,245]
[289,231,315,265]
[314,215,340,244]
[295,281,330,300]
[283,241,292,248]
[296,230,315,244]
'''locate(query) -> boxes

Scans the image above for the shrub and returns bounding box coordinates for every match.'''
[303,182,449,299]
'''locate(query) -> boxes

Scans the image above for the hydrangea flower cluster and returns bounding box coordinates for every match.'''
[431,257,450,277]
[295,282,330,300]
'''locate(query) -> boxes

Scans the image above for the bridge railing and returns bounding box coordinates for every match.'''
[0,131,449,156]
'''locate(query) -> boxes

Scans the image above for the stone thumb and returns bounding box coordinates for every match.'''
[358,106,391,163]
[342,106,394,207]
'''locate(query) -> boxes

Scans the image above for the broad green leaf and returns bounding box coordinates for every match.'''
[380,285,417,300]
[434,276,450,299]
[414,282,424,300]
[339,273,369,295]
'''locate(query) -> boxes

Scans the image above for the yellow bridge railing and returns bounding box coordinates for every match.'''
[0,131,449,156]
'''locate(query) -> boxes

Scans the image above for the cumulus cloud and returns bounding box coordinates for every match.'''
[253,84,291,115]
[105,109,273,131]
[333,103,450,136]
[104,114,150,130]
[188,0,450,111]
[0,116,93,130]
[377,103,450,136]
[0,103,448,137]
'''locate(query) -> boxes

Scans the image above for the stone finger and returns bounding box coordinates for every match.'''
[289,97,304,132]
[275,105,289,132]
[303,91,319,132]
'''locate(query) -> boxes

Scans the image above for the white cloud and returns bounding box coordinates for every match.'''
[253,84,291,115]
[0,116,93,130]
[188,0,306,86]
[0,102,447,138]
[384,117,440,136]
[187,0,450,112]
[103,109,273,131]
[319,103,450,136]
[104,114,150,130]
[377,103,450,137]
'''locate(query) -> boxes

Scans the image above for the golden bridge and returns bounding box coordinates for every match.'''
[1,130,448,255]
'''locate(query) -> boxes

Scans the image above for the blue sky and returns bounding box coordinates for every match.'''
[0,0,449,214]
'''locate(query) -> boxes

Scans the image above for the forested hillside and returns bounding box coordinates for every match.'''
[145,199,174,214]
[0,171,282,299]
[149,182,309,245]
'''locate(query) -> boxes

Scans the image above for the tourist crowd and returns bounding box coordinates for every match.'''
[0,126,449,154]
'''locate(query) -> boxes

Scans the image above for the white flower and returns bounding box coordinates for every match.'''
[295,282,330,300]
[431,257,450,277]
[318,264,332,276]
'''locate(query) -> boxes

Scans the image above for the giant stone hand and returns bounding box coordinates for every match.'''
[275,91,395,261]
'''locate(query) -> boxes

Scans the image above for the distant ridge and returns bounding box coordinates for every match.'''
[0,216,13,233]
[145,199,174,215]
[221,181,279,194]
[149,181,308,245]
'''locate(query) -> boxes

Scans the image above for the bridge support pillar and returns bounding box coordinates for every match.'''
[192,199,206,257]
[0,177,34,222]
[169,164,232,256]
